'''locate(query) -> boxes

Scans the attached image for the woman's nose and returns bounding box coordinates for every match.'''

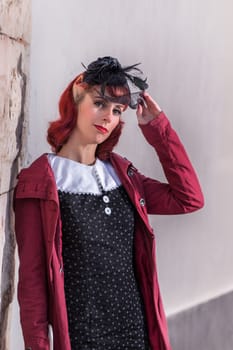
[101,108,113,122]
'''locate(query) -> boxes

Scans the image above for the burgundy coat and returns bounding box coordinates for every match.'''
[14,113,204,350]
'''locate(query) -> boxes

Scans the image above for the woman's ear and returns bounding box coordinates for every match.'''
[72,73,88,103]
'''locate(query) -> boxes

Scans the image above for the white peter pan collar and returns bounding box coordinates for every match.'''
[47,154,121,195]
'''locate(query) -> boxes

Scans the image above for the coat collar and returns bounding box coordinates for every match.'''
[109,152,133,179]
[15,154,58,201]
[14,153,132,202]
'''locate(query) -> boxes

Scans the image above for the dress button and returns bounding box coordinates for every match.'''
[105,207,111,215]
[103,195,110,203]
[139,198,145,206]
[127,168,134,177]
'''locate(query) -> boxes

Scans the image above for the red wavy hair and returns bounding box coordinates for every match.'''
[47,75,126,160]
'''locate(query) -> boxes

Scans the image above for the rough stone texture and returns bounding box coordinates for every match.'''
[0,1,30,349]
[0,0,30,42]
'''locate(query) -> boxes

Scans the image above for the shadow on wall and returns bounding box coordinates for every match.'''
[168,291,233,350]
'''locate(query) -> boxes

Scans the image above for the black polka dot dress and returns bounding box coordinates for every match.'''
[48,155,149,350]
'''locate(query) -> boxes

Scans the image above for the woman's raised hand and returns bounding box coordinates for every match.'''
[136,92,162,125]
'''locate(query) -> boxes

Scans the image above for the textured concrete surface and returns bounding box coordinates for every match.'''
[0,1,30,349]
[168,290,233,350]
[0,0,30,42]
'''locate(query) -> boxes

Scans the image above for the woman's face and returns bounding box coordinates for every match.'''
[74,86,125,146]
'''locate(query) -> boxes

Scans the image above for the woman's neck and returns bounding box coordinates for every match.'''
[57,142,97,165]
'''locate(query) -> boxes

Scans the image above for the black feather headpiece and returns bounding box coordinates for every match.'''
[82,56,148,109]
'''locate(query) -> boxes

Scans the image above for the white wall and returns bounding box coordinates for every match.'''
[11,0,233,348]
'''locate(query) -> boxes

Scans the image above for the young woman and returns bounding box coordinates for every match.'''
[14,56,204,350]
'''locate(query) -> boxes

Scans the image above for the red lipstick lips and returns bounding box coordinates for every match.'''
[94,125,108,134]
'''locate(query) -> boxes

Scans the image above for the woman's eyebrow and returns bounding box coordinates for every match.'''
[91,90,125,108]
[91,92,107,101]
[114,104,125,109]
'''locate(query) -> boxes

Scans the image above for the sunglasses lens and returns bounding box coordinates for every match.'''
[130,92,141,109]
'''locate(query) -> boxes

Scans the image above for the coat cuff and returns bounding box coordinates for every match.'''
[138,111,171,145]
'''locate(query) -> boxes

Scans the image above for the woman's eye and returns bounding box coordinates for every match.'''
[94,100,105,108]
[113,109,122,116]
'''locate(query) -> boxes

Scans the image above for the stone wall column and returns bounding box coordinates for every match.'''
[0,1,31,349]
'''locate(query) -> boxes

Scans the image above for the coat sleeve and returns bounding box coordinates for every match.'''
[138,112,204,215]
[14,195,50,350]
